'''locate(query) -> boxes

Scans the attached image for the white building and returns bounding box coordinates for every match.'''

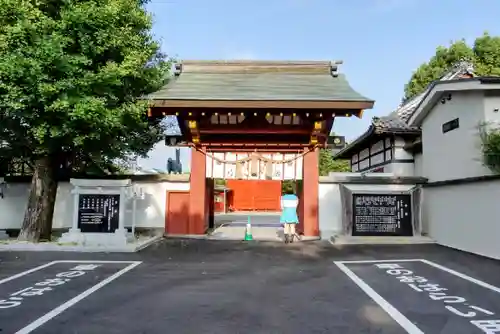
[333,61,475,176]
[329,63,500,259]
[405,76,500,259]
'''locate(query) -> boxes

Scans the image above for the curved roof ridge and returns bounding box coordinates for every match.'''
[175,59,344,75]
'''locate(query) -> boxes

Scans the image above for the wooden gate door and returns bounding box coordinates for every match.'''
[166,191,190,235]
[226,179,281,211]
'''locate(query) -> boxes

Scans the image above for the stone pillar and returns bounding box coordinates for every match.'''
[69,185,81,233]
[302,147,319,237]
[189,147,207,234]
[0,177,8,238]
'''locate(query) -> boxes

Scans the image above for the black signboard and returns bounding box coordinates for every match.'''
[78,194,120,233]
[352,193,413,236]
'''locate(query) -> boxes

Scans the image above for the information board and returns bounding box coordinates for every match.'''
[352,193,413,236]
[77,194,120,233]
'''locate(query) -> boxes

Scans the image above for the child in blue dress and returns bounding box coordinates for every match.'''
[280,186,299,244]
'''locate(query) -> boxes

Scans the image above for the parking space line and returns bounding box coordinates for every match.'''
[15,261,142,334]
[53,260,142,264]
[336,259,500,294]
[334,261,424,334]
[420,259,500,294]
[336,259,424,264]
[0,262,58,285]
[0,260,141,286]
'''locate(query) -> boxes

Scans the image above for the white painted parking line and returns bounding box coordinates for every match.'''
[0,260,142,286]
[336,259,500,334]
[420,259,500,294]
[336,259,500,294]
[53,260,144,263]
[0,262,58,285]
[336,259,424,264]
[334,261,424,334]
[15,261,142,334]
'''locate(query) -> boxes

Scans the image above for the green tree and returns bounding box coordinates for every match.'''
[403,40,474,101]
[473,33,500,77]
[319,149,350,176]
[403,33,500,101]
[0,0,170,241]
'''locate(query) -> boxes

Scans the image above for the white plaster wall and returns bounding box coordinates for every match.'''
[362,161,414,176]
[126,181,189,229]
[483,91,500,123]
[421,91,490,182]
[385,162,414,176]
[414,153,423,177]
[424,180,500,260]
[318,182,342,237]
[0,182,75,230]
[0,182,32,229]
[0,180,189,231]
[318,181,415,239]
[52,183,73,229]
[393,138,413,160]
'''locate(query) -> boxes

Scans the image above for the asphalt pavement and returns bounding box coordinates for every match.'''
[1,240,500,334]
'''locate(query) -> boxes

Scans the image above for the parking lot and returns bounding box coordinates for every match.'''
[1,240,500,333]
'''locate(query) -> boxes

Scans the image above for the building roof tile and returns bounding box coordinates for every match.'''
[147,60,373,102]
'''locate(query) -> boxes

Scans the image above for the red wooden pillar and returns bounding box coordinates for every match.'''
[189,147,207,234]
[302,147,319,237]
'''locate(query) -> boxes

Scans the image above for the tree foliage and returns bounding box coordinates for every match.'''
[479,122,500,174]
[0,0,170,241]
[319,149,350,176]
[403,32,500,101]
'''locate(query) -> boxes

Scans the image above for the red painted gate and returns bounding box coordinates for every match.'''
[226,179,281,212]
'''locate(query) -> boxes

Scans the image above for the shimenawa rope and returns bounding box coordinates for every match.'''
[189,144,318,165]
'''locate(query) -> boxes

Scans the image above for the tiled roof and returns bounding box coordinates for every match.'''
[333,61,474,159]
[375,60,474,131]
[147,60,373,102]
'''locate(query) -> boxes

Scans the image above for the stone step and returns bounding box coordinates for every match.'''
[331,235,435,245]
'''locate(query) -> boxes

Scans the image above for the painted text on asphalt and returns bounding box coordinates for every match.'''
[0,264,100,309]
[376,263,500,333]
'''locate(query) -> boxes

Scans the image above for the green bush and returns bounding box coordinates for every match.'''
[479,122,500,174]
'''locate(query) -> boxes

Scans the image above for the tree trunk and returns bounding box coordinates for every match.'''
[18,156,58,242]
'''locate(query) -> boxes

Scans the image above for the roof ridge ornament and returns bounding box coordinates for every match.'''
[174,63,182,76]
[330,60,342,77]
[453,59,474,74]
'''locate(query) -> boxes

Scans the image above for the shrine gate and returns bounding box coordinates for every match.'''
[147,60,374,237]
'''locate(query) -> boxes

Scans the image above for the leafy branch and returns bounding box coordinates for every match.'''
[478,121,500,174]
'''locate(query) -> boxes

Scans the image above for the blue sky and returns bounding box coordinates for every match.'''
[138,0,500,171]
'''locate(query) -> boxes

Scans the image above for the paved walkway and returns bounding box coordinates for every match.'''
[212,213,283,240]
[1,241,500,333]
